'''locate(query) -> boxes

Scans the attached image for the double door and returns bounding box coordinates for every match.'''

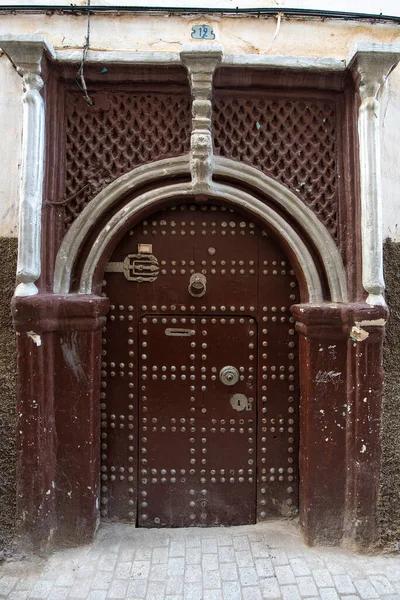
[100,202,299,526]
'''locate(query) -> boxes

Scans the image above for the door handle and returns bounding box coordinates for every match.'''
[219,366,239,386]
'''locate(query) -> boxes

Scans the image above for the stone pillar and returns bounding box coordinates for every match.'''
[348,43,400,307]
[0,35,55,297]
[293,304,348,545]
[12,295,109,550]
[180,44,222,193]
[292,303,387,549]
[344,307,387,550]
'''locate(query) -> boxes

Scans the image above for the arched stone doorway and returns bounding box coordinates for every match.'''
[100,201,300,527]
[11,153,387,550]
[5,39,394,552]
[45,155,368,549]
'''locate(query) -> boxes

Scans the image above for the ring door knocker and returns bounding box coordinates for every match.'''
[188,273,207,297]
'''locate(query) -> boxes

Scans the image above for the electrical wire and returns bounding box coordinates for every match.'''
[75,0,94,106]
[263,12,283,54]
[0,5,399,22]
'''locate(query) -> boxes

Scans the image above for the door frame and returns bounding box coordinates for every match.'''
[1,34,394,552]
[12,158,387,551]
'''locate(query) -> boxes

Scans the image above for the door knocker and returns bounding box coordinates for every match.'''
[188,273,207,297]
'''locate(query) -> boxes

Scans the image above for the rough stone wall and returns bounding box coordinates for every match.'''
[0,237,17,553]
[379,239,400,550]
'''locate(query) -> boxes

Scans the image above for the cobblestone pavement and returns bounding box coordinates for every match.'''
[1,521,400,600]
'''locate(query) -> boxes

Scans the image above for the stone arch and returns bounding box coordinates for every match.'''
[53,156,348,303]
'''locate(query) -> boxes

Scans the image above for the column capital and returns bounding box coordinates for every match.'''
[0,34,55,79]
[180,44,223,193]
[12,294,110,334]
[180,44,223,100]
[292,302,387,340]
[347,42,400,101]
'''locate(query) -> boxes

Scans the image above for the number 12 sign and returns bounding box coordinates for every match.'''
[191,24,216,40]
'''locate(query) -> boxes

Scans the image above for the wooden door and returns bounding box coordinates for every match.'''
[137,315,257,527]
[100,202,299,525]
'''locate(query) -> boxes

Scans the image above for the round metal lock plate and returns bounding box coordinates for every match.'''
[219,366,239,386]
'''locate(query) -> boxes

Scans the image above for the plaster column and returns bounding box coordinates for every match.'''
[0,35,55,296]
[292,303,387,550]
[348,43,400,307]
[344,311,387,550]
[180,45,222,193]
[12,294,109,549]
[292,304,349,546]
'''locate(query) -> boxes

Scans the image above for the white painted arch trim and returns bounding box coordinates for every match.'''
[54,156,190,295]
[54,156,347,303]
[79,181,323,302]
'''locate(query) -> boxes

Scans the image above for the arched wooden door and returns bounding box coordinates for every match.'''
[100,202,299,527]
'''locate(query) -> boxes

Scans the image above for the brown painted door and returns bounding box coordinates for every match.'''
[138,315,257,527]
[100,202,299,526]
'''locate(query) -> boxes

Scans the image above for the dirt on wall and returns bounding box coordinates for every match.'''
[379,239,400,550]
[0,237,17,553]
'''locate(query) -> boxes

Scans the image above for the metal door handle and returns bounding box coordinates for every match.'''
[219,366,239,386]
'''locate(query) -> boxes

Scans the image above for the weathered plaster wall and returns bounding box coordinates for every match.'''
[0,13,399,56]
[0,13,399,238]
[0,237,17,553]
[381,67,400,243]
[380,240,400,550]
[378,54,400,549]
[0,54,21,238]
[0,58,20,552]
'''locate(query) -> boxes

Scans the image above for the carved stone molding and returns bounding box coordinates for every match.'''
[348,43,400,307]
[77,181,324,301]
[180,44,223,192]
[54,48,344,72]
[0,35,55,296]
[53,157,347,303]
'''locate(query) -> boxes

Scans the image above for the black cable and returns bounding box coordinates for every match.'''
[75,0,94,106]
[0,5,399,22]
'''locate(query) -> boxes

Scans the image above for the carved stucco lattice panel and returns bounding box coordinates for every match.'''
[63,90,339,242]
[64,91,192,228]
[213,96,339,240]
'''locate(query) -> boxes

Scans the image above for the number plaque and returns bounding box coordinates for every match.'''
[191,24,216,40]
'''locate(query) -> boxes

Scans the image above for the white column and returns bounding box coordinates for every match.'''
[180,44,223,193]
[0,35,54,296]
[348,43,400,307]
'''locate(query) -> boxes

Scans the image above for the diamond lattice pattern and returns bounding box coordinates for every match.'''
[64,91,192,229]
[213,96,339,240]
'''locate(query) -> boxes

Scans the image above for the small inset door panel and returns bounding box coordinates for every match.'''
[138,315,257,527]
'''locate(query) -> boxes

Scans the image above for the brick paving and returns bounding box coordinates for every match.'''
[1,521,400,600]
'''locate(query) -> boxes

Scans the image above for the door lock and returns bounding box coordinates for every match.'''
[219,366,239,386]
